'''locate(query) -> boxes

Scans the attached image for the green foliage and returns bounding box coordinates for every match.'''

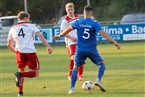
[103,0,145,20]
[1,41,145,97]
[0,0,144,23]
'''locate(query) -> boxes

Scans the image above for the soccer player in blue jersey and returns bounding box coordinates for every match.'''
[53,6,121,94]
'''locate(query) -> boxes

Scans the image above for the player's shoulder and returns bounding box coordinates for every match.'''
[11,22,31,28]
[65,15,71,21]
[74,14,79,19]
[89,17,98,22]
[61,19,68,27]
[90,18,101,25]
[65,14,78,20]
[64,14,79,22]
[11,22,37,31]
[74,14,78,17]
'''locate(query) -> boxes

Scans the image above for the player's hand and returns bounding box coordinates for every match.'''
[114,42,121,50]
[53,35,60,40]
[47,47,52,54]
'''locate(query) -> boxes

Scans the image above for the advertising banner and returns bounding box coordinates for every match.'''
[0,23,144,46]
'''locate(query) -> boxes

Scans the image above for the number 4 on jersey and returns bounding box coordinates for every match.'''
[18,28,25,38]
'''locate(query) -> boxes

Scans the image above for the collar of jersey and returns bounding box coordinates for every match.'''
[18,21,29,24]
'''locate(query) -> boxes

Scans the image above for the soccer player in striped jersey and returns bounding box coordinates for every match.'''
[60,3,84,81]
[7,11,52,96]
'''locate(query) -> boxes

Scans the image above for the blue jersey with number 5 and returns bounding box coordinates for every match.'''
[71,18,102,51]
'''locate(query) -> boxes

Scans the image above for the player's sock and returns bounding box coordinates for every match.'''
[78,64,84,76]
[21,71,36,78]
[18,86,23,92]
[98,64,106,81]
[70,69,78,89]
[68,59,74,77]
[18,77,24,92]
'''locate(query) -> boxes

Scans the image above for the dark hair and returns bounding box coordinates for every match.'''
[18,11,30,20]
[84,6,93,11]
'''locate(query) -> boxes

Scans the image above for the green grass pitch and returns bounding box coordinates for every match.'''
[0,41,145,97]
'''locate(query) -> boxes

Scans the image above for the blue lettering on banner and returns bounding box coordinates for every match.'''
[52,27,65,44]
[34,28,52,43]
[97,23,145,41]
[121,24,145,40]
[97,25,124,42]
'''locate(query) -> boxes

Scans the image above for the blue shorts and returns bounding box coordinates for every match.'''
[74,50,103,67]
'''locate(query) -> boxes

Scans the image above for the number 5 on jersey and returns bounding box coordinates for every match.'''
[18,28,25,38]
[82,29,90,39]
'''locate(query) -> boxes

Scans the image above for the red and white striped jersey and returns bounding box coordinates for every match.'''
[7,21,39,53]
[60,14,79,46]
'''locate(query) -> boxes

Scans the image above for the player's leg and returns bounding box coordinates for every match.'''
[68,44,84,81]
[97,61,106,82]
[21,53,40,78]
[15,51,27,96]
[95,61,106,92]
[17,69,24,96]
[69,54,84,81]
[78,64,84,81]
[67,45,74,80]
[68,51,86,94]
[89,50,106,92]
[68,55,74,81]
[68,65,79,94]
[67,44,76,80]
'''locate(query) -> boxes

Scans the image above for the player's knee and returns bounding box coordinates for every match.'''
[101,60,105,64]
[35,70,39,77]
[100,63,106,70]
[70,55,74,60]
[19,69,24,72]
[73,65,79,70]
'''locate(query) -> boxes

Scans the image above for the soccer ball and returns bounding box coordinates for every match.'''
[82,81,94,90]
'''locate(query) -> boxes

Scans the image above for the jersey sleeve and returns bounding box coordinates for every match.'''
[31,24,40,33]
[71,20,78,29]
[60,20,69,31]
[7,28,14,40]
[95,22,103,32]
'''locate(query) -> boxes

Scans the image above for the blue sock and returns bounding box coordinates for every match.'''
[70,69,78,89]
[98,64,106,81]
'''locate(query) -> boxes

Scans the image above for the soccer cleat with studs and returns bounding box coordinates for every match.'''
[68,88,74,94]
[18,91,23,96]
[78,75,84,81]
[95,81,106,92]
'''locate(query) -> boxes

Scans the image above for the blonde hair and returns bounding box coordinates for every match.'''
[65,3,74,9]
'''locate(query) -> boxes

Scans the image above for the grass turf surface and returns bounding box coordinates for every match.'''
[0,41,145,97]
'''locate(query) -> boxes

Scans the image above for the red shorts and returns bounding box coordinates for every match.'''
[67,44,76,56]
[16,51,40,70]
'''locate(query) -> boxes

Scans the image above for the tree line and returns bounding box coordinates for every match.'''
[0,0,145,23]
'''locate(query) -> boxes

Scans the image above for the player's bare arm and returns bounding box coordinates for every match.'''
[7,39,16,53]
[60,30,77,42]
[53,26,74,40]
[36,32,52,54]
[99,30,121,49]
